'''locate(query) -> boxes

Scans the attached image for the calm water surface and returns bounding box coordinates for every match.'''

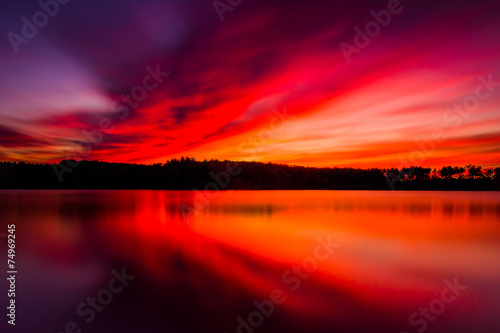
[1,190,500,333]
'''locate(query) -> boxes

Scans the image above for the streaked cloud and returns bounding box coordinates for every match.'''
[1,0,499,167]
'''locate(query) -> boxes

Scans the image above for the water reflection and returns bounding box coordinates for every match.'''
[1,190,500,333]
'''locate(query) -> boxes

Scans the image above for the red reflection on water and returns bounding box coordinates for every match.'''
[3,190,500,332]
[97,191,500,331]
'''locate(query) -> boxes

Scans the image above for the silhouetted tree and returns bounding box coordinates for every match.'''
[439,166,465,179]
[484,169,494,179]
[0,160,498,190]
[414,167,431,180]
[466,164,483,179]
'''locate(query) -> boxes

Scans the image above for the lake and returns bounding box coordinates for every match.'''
[1,190,500,333]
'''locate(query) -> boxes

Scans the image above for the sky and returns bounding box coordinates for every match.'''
[0,0,499,168]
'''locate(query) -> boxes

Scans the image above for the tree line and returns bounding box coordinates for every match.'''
[0,158,499,190]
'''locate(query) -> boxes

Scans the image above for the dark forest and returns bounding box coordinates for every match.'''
[1,158,498,190]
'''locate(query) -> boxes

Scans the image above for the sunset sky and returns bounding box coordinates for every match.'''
[1,0,499,168]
